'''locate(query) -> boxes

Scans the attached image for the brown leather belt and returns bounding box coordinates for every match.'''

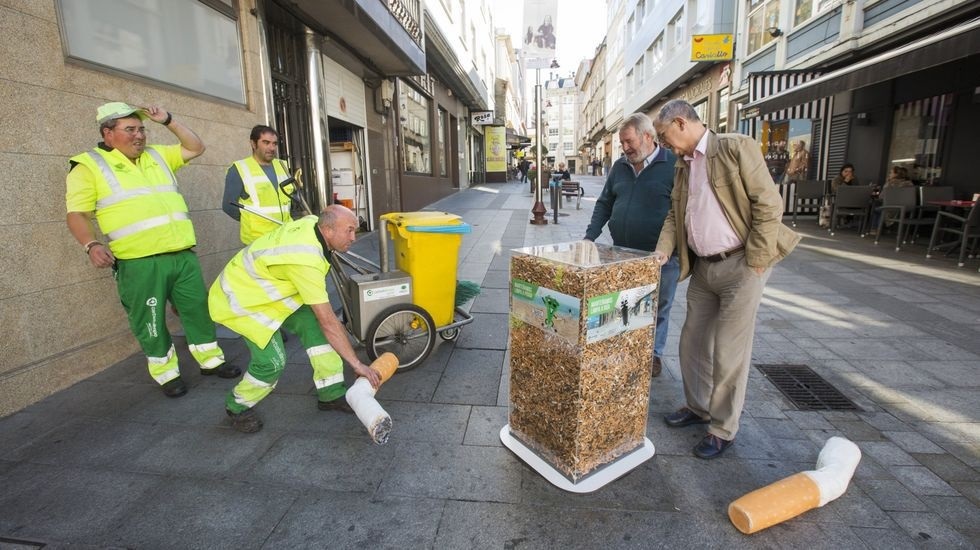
[700,245,745,263]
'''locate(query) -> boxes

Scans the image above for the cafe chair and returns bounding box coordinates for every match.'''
[791,180,826,227]
[926,202,980,267]
[872,187,917,251]
[905,186,955,244]
[830,185,873,237]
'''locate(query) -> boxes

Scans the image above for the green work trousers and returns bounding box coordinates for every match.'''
[226,305,345,414]
[115,249,226,385]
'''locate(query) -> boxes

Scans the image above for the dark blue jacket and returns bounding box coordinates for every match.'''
[585,147,676,251]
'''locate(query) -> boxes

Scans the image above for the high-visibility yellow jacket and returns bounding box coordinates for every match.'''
[233,157,292,244]
[209,216,329,347]
[69,145,195,259]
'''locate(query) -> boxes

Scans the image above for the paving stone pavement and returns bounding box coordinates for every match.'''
[1,176,978,549]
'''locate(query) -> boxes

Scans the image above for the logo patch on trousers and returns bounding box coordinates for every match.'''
[145,297,159,337]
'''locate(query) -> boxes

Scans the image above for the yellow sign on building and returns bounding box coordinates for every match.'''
[691,34,734,62]
[485,126,507,172]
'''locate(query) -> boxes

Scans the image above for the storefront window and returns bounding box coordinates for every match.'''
[58,0,244,103]
[887,94,953,185]
[438,108,447,177]
[692,100,708,123]
[761,119,813,185]
[717,89,730,133]
[399,81,431,174]
[747,0,780,55]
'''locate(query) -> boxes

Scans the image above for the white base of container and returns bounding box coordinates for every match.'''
[499,424,655,493]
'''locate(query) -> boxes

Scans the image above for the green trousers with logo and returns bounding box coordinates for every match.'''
[226,305,346,414]
[114,249,226,385]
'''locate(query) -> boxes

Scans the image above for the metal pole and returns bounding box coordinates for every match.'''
[530,67,547,225]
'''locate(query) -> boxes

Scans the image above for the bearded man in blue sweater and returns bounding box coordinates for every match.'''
[584,112,679,377]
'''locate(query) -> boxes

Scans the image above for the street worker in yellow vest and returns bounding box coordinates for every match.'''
[66,102,241,398]
[221,125,294,244]
[209,205,382,433]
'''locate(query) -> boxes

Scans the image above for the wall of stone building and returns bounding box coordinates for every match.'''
[0,0,271,416]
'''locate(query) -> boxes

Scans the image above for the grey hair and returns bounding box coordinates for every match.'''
[619,112,656,139]
[655,99,700,126]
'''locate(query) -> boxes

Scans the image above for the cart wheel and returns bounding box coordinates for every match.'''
[439,327,460,341]
[365,304,436,372]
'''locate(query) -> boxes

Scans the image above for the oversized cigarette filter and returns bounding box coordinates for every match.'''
[728,436,861,534]
[346,353,399,445]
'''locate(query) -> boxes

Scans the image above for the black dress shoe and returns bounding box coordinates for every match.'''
[161,378,187,398]
[226,408,263,433]
[201,363,242,379]
[317,397,354,414]
[664,408,709,428]
[651,356,663,378]
[693,434,734,459]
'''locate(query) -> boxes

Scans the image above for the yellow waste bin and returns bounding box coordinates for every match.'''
[381,212,471,327]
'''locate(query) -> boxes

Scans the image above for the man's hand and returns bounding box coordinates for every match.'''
[352,361,381,389]
[142,105,170,124]
[88,243,115,268]
[651,251,669,265]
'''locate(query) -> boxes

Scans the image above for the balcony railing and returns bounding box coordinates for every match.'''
[387,0,423,46]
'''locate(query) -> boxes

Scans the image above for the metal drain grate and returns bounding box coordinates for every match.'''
[756,364,860,411]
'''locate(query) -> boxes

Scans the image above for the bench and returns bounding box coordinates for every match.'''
[561,181,583,209]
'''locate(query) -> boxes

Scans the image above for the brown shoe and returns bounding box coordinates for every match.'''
[651,356,663,377]
[317,397,354,414]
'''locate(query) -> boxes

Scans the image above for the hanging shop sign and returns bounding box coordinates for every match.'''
[471,110,494,125]
[691,34,734,62]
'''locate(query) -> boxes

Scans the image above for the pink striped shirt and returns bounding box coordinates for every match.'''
[683,131,742,257]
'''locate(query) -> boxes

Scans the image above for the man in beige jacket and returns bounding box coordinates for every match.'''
[651,99,800,459]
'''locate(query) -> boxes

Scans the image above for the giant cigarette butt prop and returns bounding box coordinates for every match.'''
[728,437,861,534]
[346,353,399,445]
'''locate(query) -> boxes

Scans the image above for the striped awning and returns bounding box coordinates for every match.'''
[742,71,833,121]
[742,17,980,115]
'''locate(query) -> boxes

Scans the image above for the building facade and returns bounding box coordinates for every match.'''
[0,0,497,415]
[734,0,980,203]
[543,74,581,173]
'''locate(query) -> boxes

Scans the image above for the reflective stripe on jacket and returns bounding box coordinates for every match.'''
[69,146,195,259]
[233,157,292,244]
[208,215,328,347]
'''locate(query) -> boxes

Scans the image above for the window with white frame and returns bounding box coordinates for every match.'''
[649,34,665,74]
[747,0,781,55]
[563,141,573,151]
[637,0,646,20]
[635,57,645,88]
[626,68,635,95]
[627,13,635,44]
[793,0,835,27]
[671,9,686,50]
[57,0,245,103]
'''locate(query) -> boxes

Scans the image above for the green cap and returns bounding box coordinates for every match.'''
[96,102,147,125]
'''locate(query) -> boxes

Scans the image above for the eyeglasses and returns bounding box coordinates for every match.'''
[657,120,679,150]
[115,125,147,136]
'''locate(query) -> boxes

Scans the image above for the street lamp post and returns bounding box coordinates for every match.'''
[530,59,560,226]
[529,66,547,225]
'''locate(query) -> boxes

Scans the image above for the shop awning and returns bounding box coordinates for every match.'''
[742,17,980,117]
[506,128,530,147]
